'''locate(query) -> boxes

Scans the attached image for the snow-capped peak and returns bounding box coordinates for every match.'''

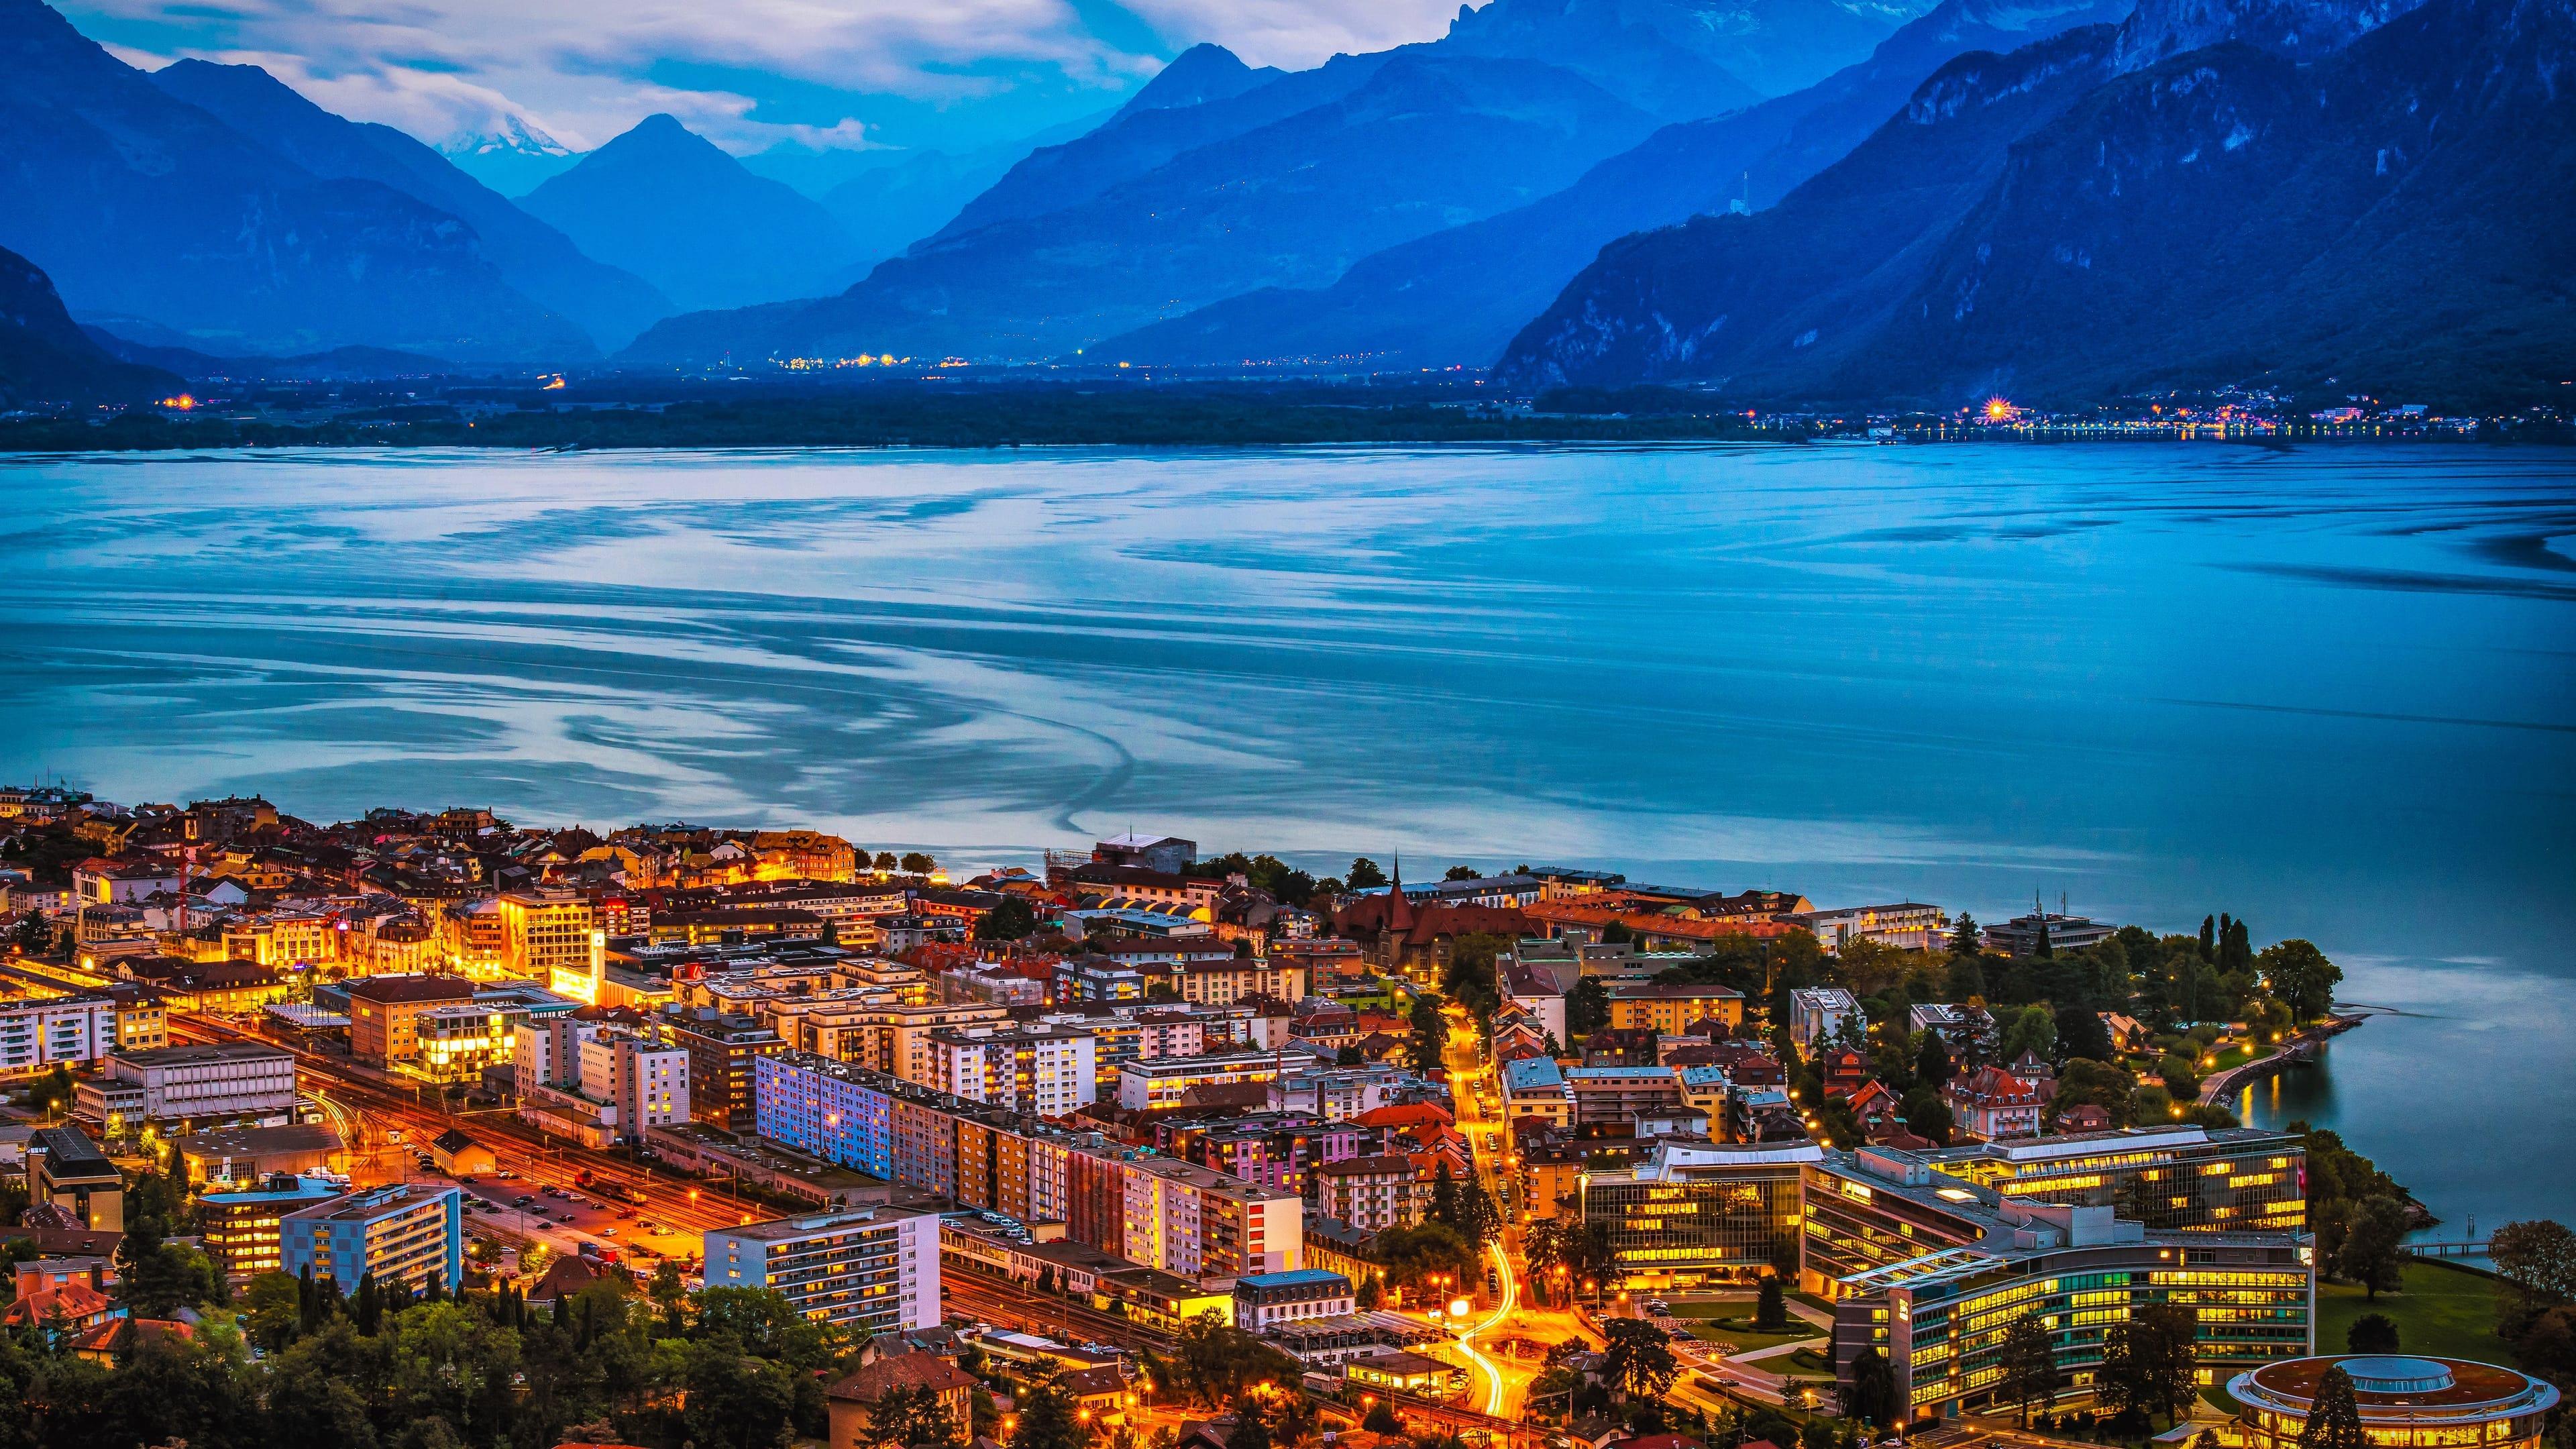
[438,115,572,159]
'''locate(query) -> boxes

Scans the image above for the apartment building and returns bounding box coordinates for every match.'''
[282,1183,465,1294]
[201,1176,343,1277]
[1787,987,1861,1050]
[661,1008,784,1132]
[704,1204,940,1332]
[345,974,477,1068]
[1118,1050,1301,1111]
[1314,1154,1421,1231]
[579,1029,691,1140]
[0,991,113,1081]
[1604,981,1745,1034]
[925,1023,1096,1114]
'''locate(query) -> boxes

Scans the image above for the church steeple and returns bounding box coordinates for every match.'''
[1387,852,1415,932]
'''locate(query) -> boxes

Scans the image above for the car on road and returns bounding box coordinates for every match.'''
[598,1228,616,1237]
[515,1194,537,1205]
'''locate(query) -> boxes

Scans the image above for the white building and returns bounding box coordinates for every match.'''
[1787,987,1860,1050]
[702,1205,940,1332]
[580,1030,690,1140]
[0,995,113,1081]
[925,1023,1095,1114]
[1117,1050,1297,1112]
[1792,902,1950,953]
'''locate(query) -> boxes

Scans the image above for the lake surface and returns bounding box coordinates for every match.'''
[2,443,2570,1228]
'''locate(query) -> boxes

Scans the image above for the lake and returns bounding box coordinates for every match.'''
[1,442,2569,1228]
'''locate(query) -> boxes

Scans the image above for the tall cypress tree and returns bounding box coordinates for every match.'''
[2299,1366,2365,1449]
[354,1271,382,1336]
[2200,916,2217,961]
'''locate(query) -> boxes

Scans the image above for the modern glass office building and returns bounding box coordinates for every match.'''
[1580,1139,1821,1289]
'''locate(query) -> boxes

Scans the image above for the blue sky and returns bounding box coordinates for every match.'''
[59,0,1480,156]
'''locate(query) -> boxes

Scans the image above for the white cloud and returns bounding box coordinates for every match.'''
[65,0,1483,154]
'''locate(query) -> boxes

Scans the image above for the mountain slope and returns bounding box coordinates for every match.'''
[1495,0,2571,405]
[0,0,590,360]
[0,246,180,405]
[624,55,1664,364]
[1438,0,1927,111]
[521,115,859,313]
[440,117,580,196]
[148,60,672,350]
[1102,0,2130,368]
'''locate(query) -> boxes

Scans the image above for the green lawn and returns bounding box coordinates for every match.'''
[2316,1260,2511,1362]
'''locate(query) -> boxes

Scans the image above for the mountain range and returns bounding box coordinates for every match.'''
[0,246,180,406]
[1494,0,2575,405]
[520,115,864,315]
[1102,0,2132,369]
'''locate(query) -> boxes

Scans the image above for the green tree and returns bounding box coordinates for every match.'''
[1998,1006,2057,1063]
[649,1258,689,1333]
[2055,1001,2116,1063]
[873,851,899,871]
[1407,995,1448,1074]
[27,1065,74,1118]
[1755,1277,1788,1332]
[1362,1399,1403,1434]
[1898,1086,1953,1146]
[1346,859,1387,891]
[975,897,1039,941]
[2000,1311,2057,1427]
[1837,1346,1898,1427]
[900,852,936,876]
[1949,914,1981,957]
[1599,1320,1679,1401]
[680,1334,799,1449]
[2258,939,2343,1022]
[870,1383,964,1449]
[2298,1366,2366,1449]
[1913,1031,1954,1089]
[2346,1313,2400,1354]
[2488,1218,2576,1334]
[1442,865,1481,881]
[1566,977,1610,1039]
[2101,1302,2198,1426]
[2334,1195,2411,1298]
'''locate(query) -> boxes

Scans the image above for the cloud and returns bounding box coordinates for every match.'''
[62,0,1484,155]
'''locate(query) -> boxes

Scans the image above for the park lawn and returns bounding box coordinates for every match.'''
[1668,1300,1758,1318]
[2316,1260,2511,1362]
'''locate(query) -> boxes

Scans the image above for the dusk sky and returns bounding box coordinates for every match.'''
[56,0,1483,157]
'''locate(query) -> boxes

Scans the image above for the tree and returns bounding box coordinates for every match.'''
[1456,1180,1501,1246]
[2298,1366,2366,1449]
[2000,1311,2057,1427]
[1430,1162,1460,1229]
[900,852,936,876]
[1599,1320,1679,1401]
[975,897,1038,941]
[1407,995,1448,1074]
[649,1258,689,1333]
[2489,1218,2576,1334]
[1755,1277,1788,1332]
[2334,1195,2410,1298]
[1944,953,1987,1002]
[873,851,899,871]
[1998,1006,2057,1063]
[2101,1302,2198,1426]
[1566,977,1610,1039]
[871,1383,964,1449]
[1443,865,1481,881]
[1949,914,1981,957]
[1362,1399,1403,1434]
[26,1065,73,1118]
[1838,1346,1898,1428]
[2346,1313,2400,1354]
[2258,939,2343,1022]
[1913,1030,1954,1089]
[2055,1001,2115,1063]
[1899,1086,1953,1146]
[1346,858,1388,890]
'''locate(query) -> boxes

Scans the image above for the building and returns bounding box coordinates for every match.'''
[1091,833,1198,874]
[200,1176,344,1277]
[1344,1348,1468,1402]
[1566,1065,1682,1130]
[663,1008,784,1132]
[1117,1051,1295,1112]
[1499,1055,1573,1128]
[1790,904,1949,954]
[2231,1356,2561,1449]
[28,1126,122,1230]
[345,974,476,1068]
[175,1123,345,1187]
[580,1030,691,1140]
[1943,1065,2047,1140]
[702,1205,941,1332]
[414,1002,523,1083]
[1805,1147,2313,1421]
[1605,981,1745,1035]
[826,1353,983,1449]
[1787,988,1860,1051]
[282,1183,465,1294]
[1918,1126,2307,1232]
[496,890,603,998]
[1581,1139,1819,1289]
[1234,1267,1355,1331]
[0,992,114,1080]
[1315,1155,1421,1232]
[926,1023,1096,1115]
[1981,910,2116,957]
[76,1040,297,1130]
[429,1128,498,1176]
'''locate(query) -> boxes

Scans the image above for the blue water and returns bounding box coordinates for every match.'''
[1,443,2569,1226]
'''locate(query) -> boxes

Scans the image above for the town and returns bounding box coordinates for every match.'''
[0,784,2564,1449]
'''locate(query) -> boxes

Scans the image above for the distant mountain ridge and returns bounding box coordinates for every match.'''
[439,116,582,197]
[1099,0,2130,368]
[148,60,673,350]
[521,114,862,314]
[0,246,180,405]
[0,0,591,361]
[1494,0,2575,405]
